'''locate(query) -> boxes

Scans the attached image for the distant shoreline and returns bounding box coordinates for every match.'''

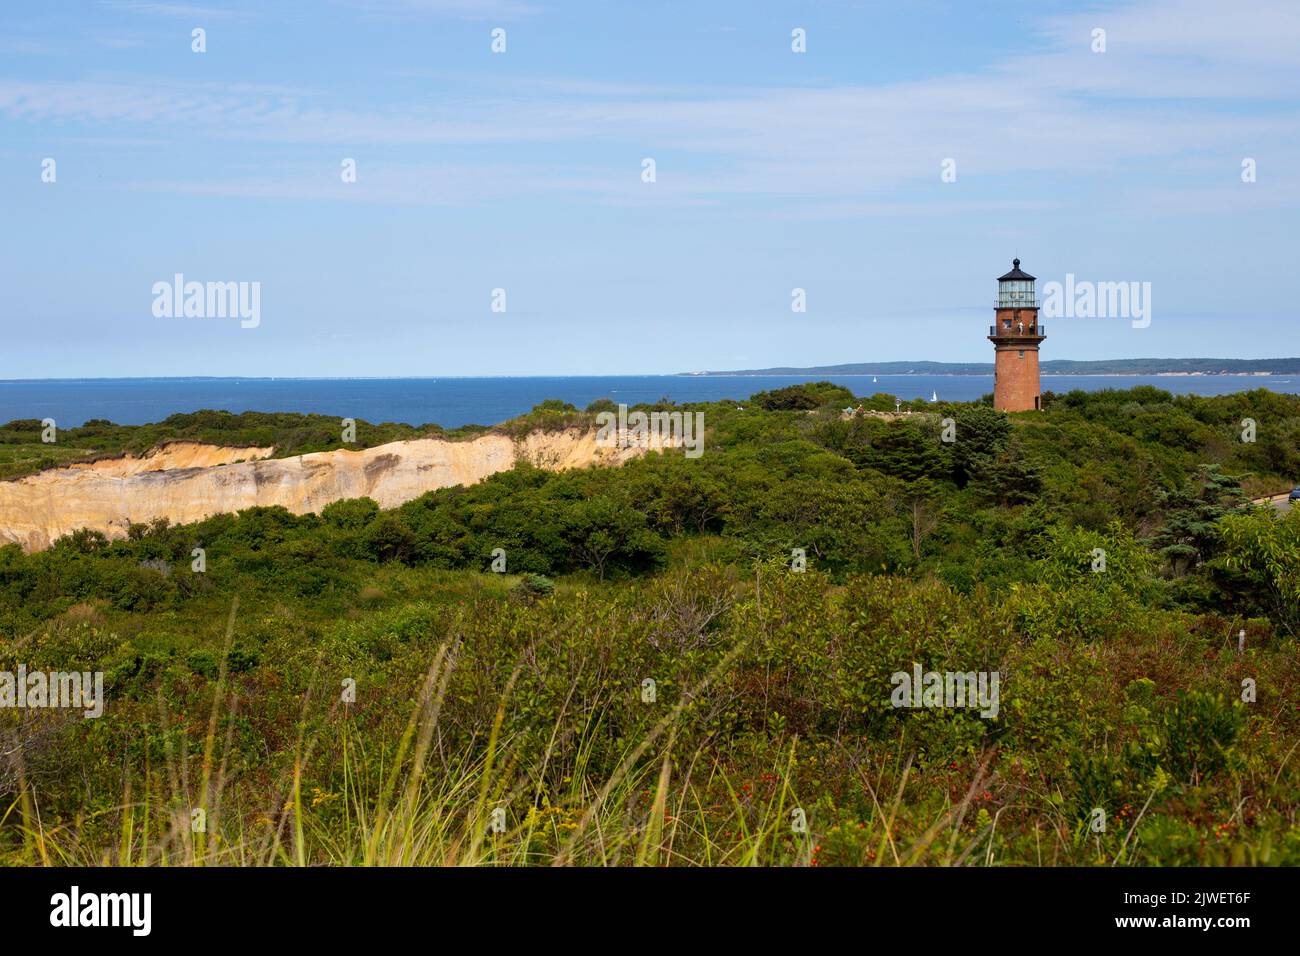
[4,373,1295,431]
[678,371,1284,378]
[0,366,1295,384]
[680,359,1300,377]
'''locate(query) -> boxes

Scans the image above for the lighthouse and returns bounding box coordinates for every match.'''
[988,259,1045,412]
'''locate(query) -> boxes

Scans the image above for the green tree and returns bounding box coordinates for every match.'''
[1214,508,1300,636]
[1147,465,1251,575]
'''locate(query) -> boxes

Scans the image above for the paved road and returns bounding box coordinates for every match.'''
[1252,493,1294,514]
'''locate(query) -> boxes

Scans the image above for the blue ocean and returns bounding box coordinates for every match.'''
[0,375,1294,429]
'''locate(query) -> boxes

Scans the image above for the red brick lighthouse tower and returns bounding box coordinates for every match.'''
[988,259,1045,412]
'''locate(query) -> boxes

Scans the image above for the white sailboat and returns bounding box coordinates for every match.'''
[872,376,878,383]
[930,390,938,402]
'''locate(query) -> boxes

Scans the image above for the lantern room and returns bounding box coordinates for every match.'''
[996,258,1037,308]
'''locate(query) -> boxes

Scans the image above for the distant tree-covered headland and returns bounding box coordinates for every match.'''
[689,358,1300,376]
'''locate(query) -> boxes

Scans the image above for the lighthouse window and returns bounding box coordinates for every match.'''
[1018,350,1025,358]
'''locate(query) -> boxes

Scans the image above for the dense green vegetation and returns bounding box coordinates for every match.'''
[0,410,479,480]
[1,383,1298,866]
[0,400,613,480]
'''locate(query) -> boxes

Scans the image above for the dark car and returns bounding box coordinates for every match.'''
[1290,487,1300,502]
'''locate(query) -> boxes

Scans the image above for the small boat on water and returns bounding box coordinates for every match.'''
[930,390,938,402]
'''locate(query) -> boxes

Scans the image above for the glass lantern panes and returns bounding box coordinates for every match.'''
[998,278,1035,307]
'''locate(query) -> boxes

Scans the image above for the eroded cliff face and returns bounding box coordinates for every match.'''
[0,429,665,552]
[65,441,276,476]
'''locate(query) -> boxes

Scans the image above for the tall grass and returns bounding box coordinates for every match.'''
[2,596,1089,868]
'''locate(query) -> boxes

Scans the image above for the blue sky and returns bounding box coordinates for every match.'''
[1,0,1298,377]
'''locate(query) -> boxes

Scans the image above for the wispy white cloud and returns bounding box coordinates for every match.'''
[1037,0,1300,71]
[99,1,256,19]
[4,0,1297,211]
[119,161,615,205]
[88,32,151,50]
[332,0,540,22]
[0,36,55,55]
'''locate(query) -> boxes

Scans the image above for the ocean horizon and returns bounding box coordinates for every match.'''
[2,374,1295,430]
